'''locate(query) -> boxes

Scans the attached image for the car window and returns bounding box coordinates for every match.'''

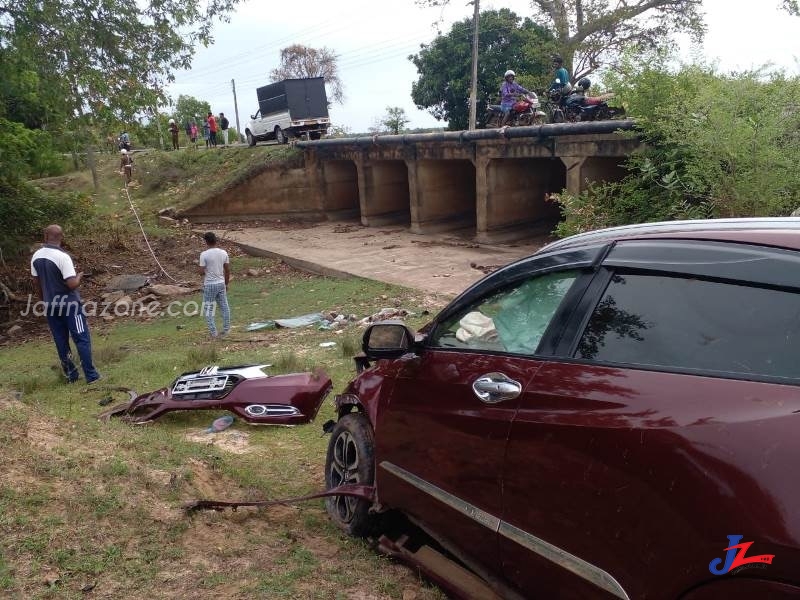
[575,273,800,380]
[431,270,579,355]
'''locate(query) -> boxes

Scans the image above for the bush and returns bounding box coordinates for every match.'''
[553,57,800,236]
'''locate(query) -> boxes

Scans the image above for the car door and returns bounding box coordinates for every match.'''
[500,240,800,599]
[375,265,591,579]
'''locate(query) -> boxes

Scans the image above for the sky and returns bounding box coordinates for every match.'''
[167,0,800,134]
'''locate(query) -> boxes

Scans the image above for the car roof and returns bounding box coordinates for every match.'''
[539,217,800,253]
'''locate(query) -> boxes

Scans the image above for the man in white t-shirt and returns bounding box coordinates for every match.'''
[199,231,231,337]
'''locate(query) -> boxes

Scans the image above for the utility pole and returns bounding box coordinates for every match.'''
[232,79,242,144]
[468,0,480,130]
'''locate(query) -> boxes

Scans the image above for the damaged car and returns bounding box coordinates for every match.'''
[323,218,800,600]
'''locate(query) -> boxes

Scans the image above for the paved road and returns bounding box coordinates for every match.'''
[215,222,553,297]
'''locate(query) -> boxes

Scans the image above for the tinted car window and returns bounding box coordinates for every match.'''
[432,270,579,355]
[576,273,800,380]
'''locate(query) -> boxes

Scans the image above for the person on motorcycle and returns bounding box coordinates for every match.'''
[499,70,532,126]
[549,55,573,97]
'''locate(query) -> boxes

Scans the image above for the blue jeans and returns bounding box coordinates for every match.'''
[202,283,230,336]
[46,304,100,383]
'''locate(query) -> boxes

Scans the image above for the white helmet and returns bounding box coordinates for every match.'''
[504,70,516,78]
[169,118,175,124]
[120,148,128,154]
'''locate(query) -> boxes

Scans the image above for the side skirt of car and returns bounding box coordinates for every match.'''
[380,461,631,600]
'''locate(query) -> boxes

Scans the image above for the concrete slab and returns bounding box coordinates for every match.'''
[215,222,554,297]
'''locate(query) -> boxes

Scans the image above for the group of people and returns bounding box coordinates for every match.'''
[31,224,233,385]
[170,112,231,150]
[497,54,572,125]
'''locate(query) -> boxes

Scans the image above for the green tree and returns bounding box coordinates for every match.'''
[174,95,211,129]
[410,8,553,130]
[416,0,705,81]
[270,45,344,104]
[553,55,800,236]
[380,107,410,134]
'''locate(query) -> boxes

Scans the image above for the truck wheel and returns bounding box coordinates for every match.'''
[325,412,378,537]
[310,132,322,140]
[246,131,256,147]
[274,127,287,145]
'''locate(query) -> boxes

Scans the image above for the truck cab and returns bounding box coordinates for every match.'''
[245,77,330,145]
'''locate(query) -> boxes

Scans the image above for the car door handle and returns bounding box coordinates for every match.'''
[472,372,522,403]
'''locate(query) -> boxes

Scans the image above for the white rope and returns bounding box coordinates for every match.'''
[121,171,180,283]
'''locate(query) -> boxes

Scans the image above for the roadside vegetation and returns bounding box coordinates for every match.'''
[551,53,800,236]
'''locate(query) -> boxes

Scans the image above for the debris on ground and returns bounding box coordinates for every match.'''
[206,415,234,433]
[357,307,414,326]
[319,342,336,348]
[470,262,501,275]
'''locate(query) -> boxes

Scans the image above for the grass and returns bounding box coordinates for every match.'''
[3,145,452,599]
[0,251,448,599]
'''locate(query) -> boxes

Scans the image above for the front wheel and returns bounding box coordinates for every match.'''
[324,412,378,537]
[246,131,256,146]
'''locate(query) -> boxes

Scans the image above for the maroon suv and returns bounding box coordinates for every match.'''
[323,218,800,599]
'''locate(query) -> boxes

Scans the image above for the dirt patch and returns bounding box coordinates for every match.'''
[184,429,252,454]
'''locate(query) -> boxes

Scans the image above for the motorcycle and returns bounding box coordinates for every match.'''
[547,80,625,123]
[482,93,546,128]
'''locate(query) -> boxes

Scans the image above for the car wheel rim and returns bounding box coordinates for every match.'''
[330,430,361,522]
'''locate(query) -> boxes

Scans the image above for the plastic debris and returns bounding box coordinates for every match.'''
[245,321,276,331]
[274,313,324,328]
[206,415,234,433]
[319,342,337,348]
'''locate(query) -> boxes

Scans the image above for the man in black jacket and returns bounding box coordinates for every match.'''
[219,112,230,145]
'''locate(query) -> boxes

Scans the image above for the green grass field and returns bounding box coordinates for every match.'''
[0,150,449,599]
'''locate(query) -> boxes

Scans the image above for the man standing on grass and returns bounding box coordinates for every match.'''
[30,224,101,384]
[199,231,231,338]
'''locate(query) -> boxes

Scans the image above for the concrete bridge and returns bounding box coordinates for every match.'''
[183,120,640,242]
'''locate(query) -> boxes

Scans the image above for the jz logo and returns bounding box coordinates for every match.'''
[709,535,774,575]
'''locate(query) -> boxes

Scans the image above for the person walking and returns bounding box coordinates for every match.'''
[119,148,134,186]
[219,112,230,145]
[199,231,230,338]
[202,119,210,148]
[31,224,101,384]
[168,118,180,150]
[207,112,218,147]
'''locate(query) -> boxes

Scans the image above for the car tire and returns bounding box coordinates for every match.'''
[275,126,287,145]
[246,131,256,147]
[325,412,377,537]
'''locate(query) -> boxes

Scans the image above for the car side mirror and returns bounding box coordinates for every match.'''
[362,321,416,360]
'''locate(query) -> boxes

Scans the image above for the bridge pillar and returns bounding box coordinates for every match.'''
[408,159,476,234]
[356,159,410,226]
[320,159,359,220]
[475,157,563,243]
[561,156,628,196]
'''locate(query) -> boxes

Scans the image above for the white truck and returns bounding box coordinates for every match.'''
[245,77,330,146]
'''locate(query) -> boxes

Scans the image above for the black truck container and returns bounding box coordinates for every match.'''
[256,77,329,120]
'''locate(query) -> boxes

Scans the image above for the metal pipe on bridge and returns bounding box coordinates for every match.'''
[297,119,636,148]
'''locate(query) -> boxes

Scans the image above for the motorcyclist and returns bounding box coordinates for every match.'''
[549,55,573,98]
[499,69,532,126]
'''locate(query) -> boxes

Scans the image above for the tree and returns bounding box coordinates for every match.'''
[174,95,211,128]
[270,45,344,104]
[416,0,706,82]
[410,9,553,130]
[380,107,410,134]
